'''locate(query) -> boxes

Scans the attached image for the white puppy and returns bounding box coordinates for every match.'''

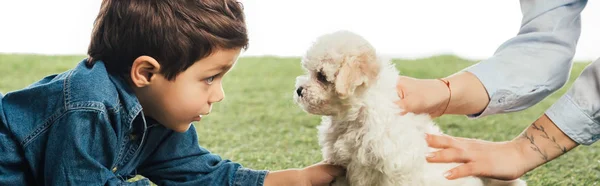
[293,30,527,186]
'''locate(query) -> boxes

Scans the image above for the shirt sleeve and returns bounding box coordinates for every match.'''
[466,0,587,118]
[545,59,600,145]
[0,95,33,185]
[137,125,268,186]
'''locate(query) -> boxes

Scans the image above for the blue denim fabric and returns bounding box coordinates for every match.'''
[0,60,267,185]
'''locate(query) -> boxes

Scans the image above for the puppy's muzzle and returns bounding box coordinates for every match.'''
[296,86,304,97]
[295,76,308,97]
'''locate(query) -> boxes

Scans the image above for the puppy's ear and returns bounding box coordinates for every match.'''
[334,53,379,99]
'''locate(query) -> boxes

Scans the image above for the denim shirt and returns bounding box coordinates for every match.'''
[0,60,267,185]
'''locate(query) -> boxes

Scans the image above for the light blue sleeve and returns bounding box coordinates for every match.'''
[545,59,600,145]
[465,0,587,118]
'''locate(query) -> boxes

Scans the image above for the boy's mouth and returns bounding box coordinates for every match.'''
[193,115,203,122]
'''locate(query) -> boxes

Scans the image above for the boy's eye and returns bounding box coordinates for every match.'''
[317,72,327,82]
[205,76,216,84]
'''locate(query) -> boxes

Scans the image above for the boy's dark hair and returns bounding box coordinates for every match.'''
[87,0,248,80]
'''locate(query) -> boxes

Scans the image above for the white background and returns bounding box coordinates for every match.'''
[0,0,598,61]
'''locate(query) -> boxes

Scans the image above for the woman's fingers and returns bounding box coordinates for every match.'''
[426,148,470,163]
[397,87,405,99]
[444,163,481,180]
[425,133,458,149]
[396,76,406,99]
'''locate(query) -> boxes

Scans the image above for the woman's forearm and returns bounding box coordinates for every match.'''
[512,114,579,172]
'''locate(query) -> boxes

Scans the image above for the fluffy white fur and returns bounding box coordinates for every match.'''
[293,31,527,186]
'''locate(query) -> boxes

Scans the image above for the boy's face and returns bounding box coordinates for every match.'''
[133,49,241,132]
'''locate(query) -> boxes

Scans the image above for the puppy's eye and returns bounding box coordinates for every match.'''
[317,72,328,82]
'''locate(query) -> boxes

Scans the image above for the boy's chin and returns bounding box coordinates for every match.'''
[165,123,193,133]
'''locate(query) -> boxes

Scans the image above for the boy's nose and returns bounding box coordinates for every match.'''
[296,86,304,97]
[209,87,225,104]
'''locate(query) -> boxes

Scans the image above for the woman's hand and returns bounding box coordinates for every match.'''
[396,72,491,117]
[395,76,450,117]
[425,134,529,180]
[424,114,579,180]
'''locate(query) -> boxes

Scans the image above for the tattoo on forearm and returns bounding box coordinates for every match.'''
[522,132,548,161]
[531,123,568,153]
[520,123,569,161]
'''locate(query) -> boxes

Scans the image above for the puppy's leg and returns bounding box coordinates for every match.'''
[346,166,382,186]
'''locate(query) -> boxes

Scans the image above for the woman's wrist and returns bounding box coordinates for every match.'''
[507,136,542,174]
[442,71,490,115]
[511,114,579,172]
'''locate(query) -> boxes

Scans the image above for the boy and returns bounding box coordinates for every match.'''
[0,0,343,185]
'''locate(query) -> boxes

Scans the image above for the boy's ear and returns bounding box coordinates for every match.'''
[131,56,161,88]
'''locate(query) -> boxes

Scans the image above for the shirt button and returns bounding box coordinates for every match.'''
[112,167,117,172]
[498,97,505,104]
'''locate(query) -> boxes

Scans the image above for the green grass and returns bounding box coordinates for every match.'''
[1,54,598,185]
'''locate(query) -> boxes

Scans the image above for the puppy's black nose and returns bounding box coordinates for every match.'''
[296,87,304,96]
